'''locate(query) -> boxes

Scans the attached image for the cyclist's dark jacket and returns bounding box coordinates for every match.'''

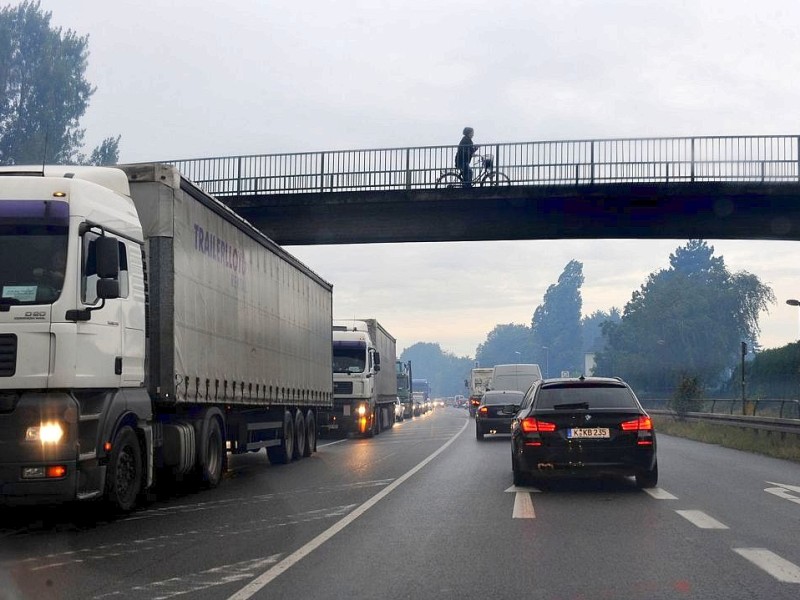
[455,135,477,169]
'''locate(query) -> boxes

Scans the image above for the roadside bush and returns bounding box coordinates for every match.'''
[670,375,703,416]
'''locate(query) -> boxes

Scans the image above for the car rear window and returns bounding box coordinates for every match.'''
[534,384,638,409]
[482,391,524,405]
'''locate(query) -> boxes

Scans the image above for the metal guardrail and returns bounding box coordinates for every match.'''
[708,398,800,419]
[649,409,800,436]
[162,135,800,196]
[643,398,800,419]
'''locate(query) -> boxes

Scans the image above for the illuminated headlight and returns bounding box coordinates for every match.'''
[25,422,65,443]
[357,404,367,416]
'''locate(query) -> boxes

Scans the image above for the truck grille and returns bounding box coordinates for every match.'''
[333,381,353,394]
[0,334,17,377]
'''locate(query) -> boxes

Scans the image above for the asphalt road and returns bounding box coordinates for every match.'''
[1,407,799,600]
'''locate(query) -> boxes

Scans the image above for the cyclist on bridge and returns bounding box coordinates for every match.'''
[455,126,479,188]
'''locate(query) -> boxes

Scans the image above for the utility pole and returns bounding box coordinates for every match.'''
[741,341,747,415]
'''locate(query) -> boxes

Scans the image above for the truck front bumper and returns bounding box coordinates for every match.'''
[319,400,375,434]
[0,391,80,504]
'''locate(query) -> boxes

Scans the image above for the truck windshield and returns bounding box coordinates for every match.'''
[333,341,367,373]
[0,200,69,306]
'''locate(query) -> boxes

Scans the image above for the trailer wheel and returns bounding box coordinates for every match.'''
[105,426,142,512]
[372,408,381,436]
[304,410,317,457]
[292,410,306,460]
[384,406,394,430]
[199,416,224,488]
[267,411,294,464]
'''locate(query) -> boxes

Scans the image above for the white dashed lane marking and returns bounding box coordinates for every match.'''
[675,510,729,529]
[643,487,678,500]
[733,548,800,584]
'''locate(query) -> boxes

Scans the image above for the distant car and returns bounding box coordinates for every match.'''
[394,398,404,422]
[510,376,657,488]
[468,395,481,417]
[475,390,525,440]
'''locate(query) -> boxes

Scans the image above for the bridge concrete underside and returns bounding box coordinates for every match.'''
[220,182,800,245]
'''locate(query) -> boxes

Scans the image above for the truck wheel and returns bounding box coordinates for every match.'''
[303,410,316,457]
[199,416,224,488]
[384,406,394,430]
[369,408,380,437]
[293,410,306,460]
[105,426,142,512]
[267,411,294,464]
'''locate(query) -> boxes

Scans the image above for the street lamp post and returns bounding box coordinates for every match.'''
[786,299,800,341]
[542,346,549,379]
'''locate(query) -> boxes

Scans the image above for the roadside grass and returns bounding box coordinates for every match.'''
[652,416,800,463]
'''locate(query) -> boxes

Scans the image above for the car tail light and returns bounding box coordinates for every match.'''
[620,416,653,431]
[471,398,480,406]
[478,406,488,415]
[521,418,557,433]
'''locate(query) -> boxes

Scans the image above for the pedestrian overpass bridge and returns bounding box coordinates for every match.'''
[161,135,800,245]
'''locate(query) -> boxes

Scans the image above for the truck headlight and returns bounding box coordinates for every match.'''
[357,404,367,416]
[26,422,65,443]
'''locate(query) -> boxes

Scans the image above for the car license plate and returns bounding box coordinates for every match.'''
[343,405,351,416]
[567,427,610,439]
[328,423,339,430]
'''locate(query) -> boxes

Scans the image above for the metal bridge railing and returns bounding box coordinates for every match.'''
[163,135,800,196]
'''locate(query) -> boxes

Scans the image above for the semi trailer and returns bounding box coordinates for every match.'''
[0,164,333,510]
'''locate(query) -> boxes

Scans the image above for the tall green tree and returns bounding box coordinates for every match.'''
[475,323,533,368]
[0,1,120,165]
[595,240,774,392]
[530,260,584,377]
[582,308,620,355]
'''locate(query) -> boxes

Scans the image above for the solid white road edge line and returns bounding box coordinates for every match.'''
[733,548,800,583]
[226,417,470,600]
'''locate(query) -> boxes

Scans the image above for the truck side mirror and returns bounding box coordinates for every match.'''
[97,278,120,300]
[96,236,120,279]
[374,351,381,371]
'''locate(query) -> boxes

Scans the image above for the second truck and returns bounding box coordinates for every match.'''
[322,319,397,436]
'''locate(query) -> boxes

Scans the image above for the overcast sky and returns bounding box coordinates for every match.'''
[32,0,800,357]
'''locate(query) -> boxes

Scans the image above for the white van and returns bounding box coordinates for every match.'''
[489,364,543,393]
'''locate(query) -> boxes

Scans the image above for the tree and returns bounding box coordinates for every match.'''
[530,260,584,376]
[0,1,120,165]
[730,342,800,400]
[400,342,474,398]
[582,308,620,355]
[475,323,533,368]
[595,240,774,393]
[84,134,121,166]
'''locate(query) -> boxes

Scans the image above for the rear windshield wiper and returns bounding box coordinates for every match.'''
[553,402,590,410]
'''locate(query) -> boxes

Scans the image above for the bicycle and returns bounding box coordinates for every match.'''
[435,154,511,188]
